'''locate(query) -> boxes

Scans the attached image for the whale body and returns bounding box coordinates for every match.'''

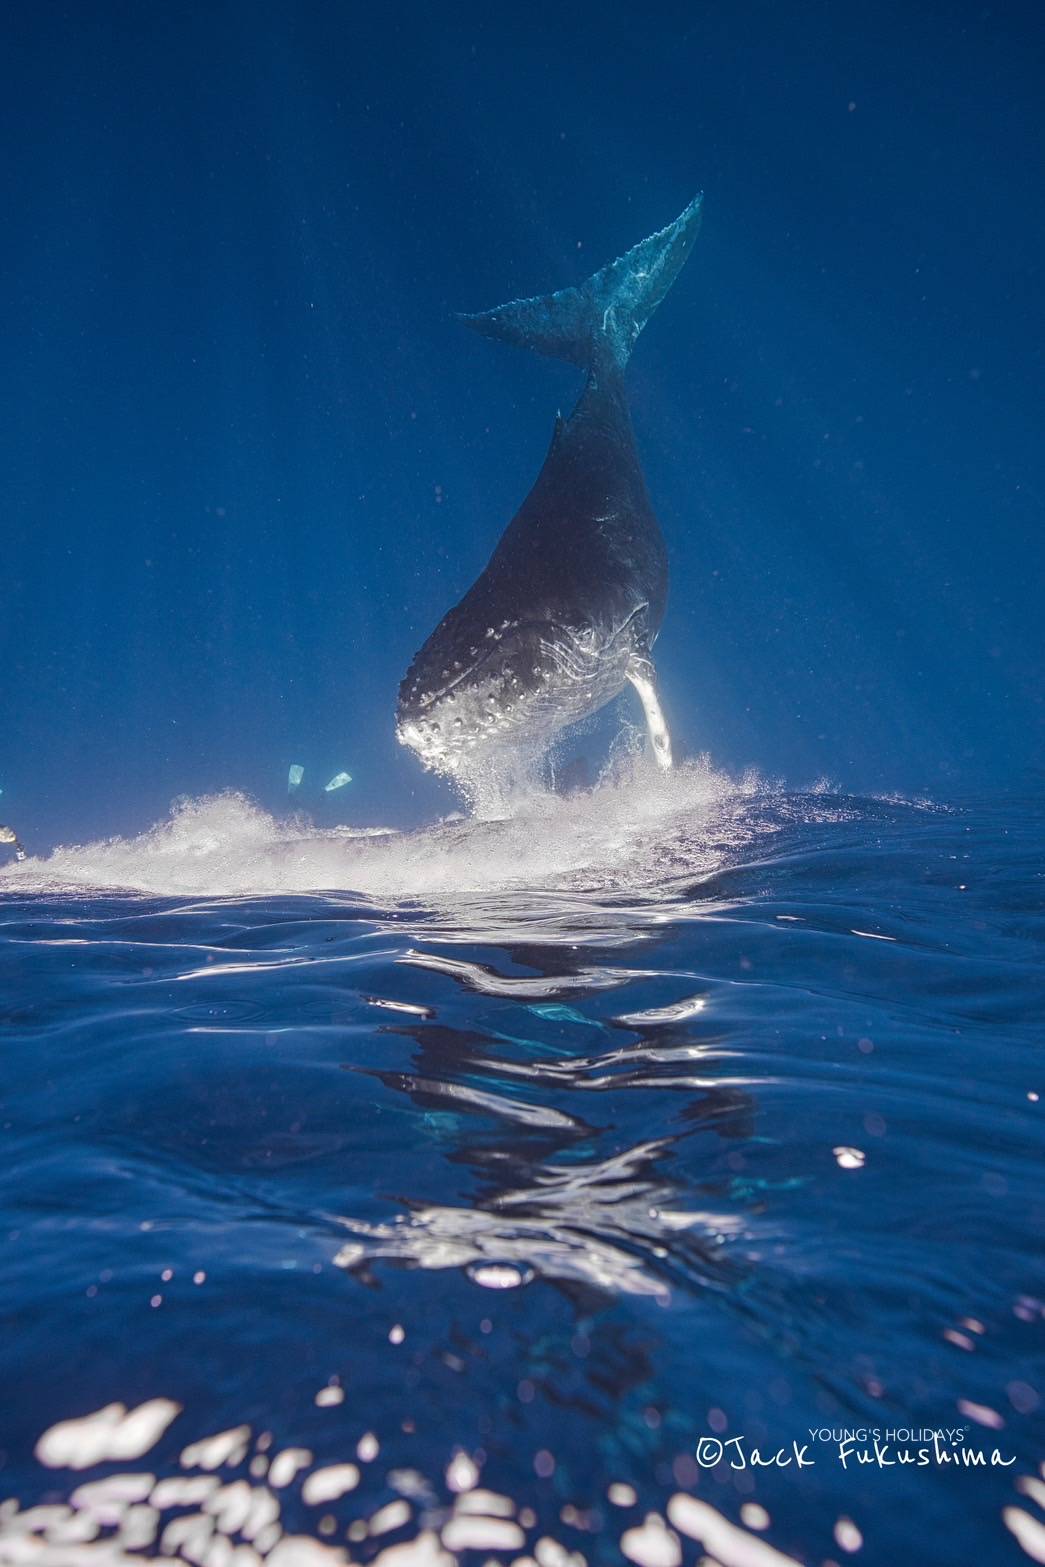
[397,193,703,783]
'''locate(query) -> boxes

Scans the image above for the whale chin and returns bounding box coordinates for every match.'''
[396,721,465,775]
[396,619,636,779]
[396,619,552,772]
[395,663,538,776]
[395,711,517,777]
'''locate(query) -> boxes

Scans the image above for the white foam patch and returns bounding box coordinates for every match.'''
[369,1501,412,1537]
[150,1476,218,1509]
[454,1489,514,1517]
[70,1475,154,1515]
[268,1450,313,1490]
[0,756,788,901]
[371,1531,453,1567]
[620,1514,681,1567]
[300,1465,360,1505]
[267,1536,347,1564]
[442,1515,525,1552]
[667,1494,803,1567]
[35,1400,181,1470]
[445,1451,479,1492]
[180,1425,252,1471]
[1003,1506,1045,1565]
[8,1398,894,1567]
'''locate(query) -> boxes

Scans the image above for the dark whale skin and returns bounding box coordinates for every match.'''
[397,195,702,777]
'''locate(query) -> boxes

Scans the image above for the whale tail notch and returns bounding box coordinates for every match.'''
[458,192,703,375]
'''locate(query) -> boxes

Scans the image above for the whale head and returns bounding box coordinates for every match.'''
[396,606,613,776]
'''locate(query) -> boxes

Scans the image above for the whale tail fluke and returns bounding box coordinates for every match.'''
[459,192,703,375]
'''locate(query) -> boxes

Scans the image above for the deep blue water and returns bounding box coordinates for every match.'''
[1,775,1042,1565]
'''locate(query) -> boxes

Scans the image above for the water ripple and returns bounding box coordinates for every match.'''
[0,784,1042,1567]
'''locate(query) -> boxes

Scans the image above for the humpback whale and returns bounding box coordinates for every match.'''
[397,193,703,784]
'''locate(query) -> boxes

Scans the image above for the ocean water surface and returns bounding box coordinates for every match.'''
[1,764,1042,1566]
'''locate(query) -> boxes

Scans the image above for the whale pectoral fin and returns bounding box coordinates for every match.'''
[626,655,673,771]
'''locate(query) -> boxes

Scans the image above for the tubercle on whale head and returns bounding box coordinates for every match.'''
[396,612,593,772]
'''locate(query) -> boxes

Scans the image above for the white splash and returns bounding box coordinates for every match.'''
[667,1494,803,1566]
[620,1513,681,1567]
[301,1466,360,1505]
[0,758,790,901]
[35,1399,181,1471]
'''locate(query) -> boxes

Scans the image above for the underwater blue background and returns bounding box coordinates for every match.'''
[1,8,1044,1567]
[2,0,1043,843]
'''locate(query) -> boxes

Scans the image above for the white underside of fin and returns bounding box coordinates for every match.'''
[626,660,673,770]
